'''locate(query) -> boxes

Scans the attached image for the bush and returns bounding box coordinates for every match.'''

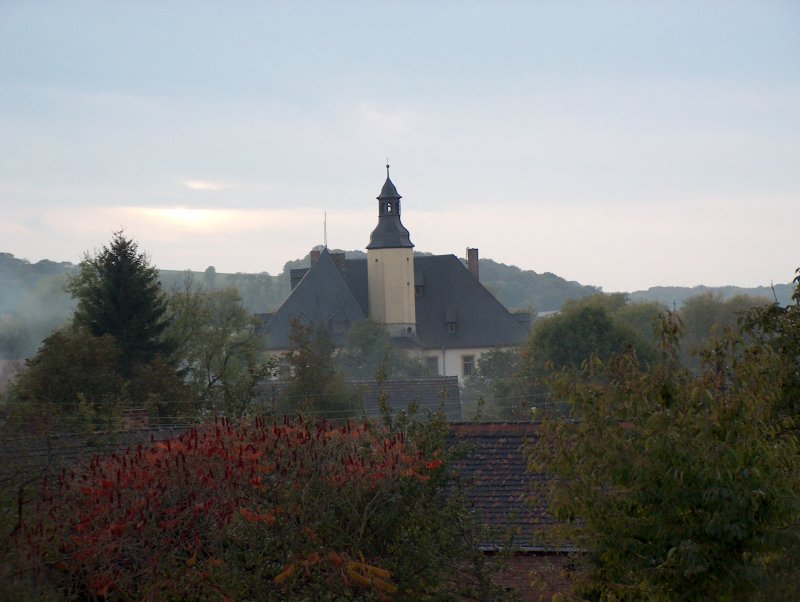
[7,414,498,600]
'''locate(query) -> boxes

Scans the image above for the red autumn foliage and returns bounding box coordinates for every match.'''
[13,416,445,599]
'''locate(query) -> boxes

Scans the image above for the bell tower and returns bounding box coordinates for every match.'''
[366,165,416,337]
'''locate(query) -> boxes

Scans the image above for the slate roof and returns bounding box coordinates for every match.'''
[264,253,529,350]
[447,422,559,551]
[350,376,462,421]
[264,248,367,348]
[367,174,413,249]
[413,255,530,348]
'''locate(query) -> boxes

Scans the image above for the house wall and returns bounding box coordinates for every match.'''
[422,346,495,384]
[367,247,416,336]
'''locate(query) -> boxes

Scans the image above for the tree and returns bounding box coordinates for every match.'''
[3,323,194,430]
[279,319,359,418]
[741,270,800,419]
[529,307,800,600]
[336,319,431,379]
[167,286,272,418]
[528,294,656,370]
[462,348,530,420]
[203,265,217,289]
[3,327,122,432]
[3,233,191,427]
[679,292,771,372]
[616,299,667,346]
[68,231,172,373]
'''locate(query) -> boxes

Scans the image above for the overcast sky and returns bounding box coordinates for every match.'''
[1,1,798,292]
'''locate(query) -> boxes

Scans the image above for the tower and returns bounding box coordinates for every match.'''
[366,165,417,336]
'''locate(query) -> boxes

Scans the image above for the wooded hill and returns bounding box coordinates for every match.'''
[1,249,794,360]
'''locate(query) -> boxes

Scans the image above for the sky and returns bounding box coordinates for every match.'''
[1,1,798,293]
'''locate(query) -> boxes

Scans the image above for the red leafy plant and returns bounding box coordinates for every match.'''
[12,415,451,600]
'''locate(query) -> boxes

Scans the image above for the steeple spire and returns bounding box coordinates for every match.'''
[367,165,412,249]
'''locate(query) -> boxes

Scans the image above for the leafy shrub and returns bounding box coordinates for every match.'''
[8,414,494,600]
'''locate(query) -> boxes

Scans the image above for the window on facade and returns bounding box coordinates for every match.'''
[425,356,439,375]
[462,355,475,378]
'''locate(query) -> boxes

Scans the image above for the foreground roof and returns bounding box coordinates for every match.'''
[447,422,560,551]
[350,376,462,421]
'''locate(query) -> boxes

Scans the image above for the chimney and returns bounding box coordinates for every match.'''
[310,249,321,265]
[466,247,479,280]
[331,252,346,271]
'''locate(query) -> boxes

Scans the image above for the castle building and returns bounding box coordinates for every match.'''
[261,167,530,382]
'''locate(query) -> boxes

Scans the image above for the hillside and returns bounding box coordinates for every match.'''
[630,284,794,308]
[1,249,791,361]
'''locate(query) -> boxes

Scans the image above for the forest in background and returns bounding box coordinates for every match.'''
[1,248,794,364]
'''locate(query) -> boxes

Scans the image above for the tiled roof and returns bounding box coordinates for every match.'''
[0,427,189,481]
[447,422,559,551]
[350,376,462,421]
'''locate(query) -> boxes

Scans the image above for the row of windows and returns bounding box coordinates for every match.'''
[424,354,475,378]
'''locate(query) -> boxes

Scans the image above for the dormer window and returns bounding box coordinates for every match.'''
[445,306,457,334]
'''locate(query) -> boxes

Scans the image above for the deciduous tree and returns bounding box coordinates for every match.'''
[279,319,359,418]
[529,306,800,601]
[336,319,431,379]
[528,294,656,371]
[168,286,272,418]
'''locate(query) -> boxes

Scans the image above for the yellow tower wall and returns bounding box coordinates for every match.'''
[367,247,416,336]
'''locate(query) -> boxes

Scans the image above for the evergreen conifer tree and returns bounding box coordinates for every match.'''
[68,231,172,373]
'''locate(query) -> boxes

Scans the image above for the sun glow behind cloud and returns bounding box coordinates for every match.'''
[183,180,223,191]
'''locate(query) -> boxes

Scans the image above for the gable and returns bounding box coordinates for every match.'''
[264,250,367,348]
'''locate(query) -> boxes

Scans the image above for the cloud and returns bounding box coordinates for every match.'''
[183,180,223,191]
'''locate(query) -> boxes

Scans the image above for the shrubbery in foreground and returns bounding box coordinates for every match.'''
[7,414,500,600]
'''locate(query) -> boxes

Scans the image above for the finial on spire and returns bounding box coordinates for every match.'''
[386,161,390,179]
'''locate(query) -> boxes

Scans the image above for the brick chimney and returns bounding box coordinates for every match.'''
[310,249,321,265]
[466,247,479,280]
[330,252,346,271]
